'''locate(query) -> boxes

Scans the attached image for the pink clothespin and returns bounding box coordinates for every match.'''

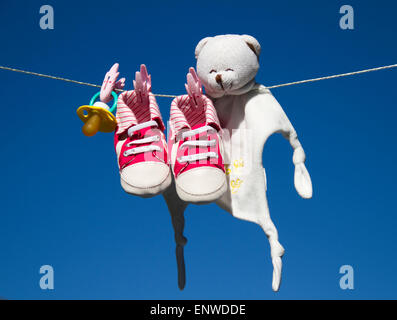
[133,64,152,105]
[100,63,126,103]
[185,67,205,109]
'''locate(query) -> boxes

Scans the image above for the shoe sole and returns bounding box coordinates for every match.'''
[175,177,227,203]
[120,169,172,198]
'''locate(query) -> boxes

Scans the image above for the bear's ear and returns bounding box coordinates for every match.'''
[241,35,261,57]
[195,37,212,59]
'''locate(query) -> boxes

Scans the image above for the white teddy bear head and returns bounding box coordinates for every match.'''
[195,34,261,98]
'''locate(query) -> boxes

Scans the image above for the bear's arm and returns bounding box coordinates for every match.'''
[245,88,306,164]
[245,88,312,198]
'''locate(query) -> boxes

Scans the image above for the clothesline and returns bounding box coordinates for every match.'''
[1,64,396,98]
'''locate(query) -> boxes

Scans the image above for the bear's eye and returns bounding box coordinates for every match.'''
[210,69,217,74]
[226,68,234,72]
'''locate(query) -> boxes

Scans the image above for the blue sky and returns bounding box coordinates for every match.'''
[0,0,396,299]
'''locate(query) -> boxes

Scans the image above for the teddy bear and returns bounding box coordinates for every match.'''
[163,34,313,292]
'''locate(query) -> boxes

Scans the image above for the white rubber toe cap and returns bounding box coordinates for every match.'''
[120,162,171,197]
[176,167,227,203]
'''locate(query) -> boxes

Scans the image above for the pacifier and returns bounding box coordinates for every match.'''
[76,91,118,136]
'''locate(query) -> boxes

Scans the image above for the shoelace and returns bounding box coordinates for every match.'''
[123,120,162,156]
[178,125,219,163]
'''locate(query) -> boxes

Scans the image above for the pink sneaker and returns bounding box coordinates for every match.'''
[169,70,227,202]
[115,84,171,197]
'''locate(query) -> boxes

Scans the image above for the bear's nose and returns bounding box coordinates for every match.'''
[215,74,222,84]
